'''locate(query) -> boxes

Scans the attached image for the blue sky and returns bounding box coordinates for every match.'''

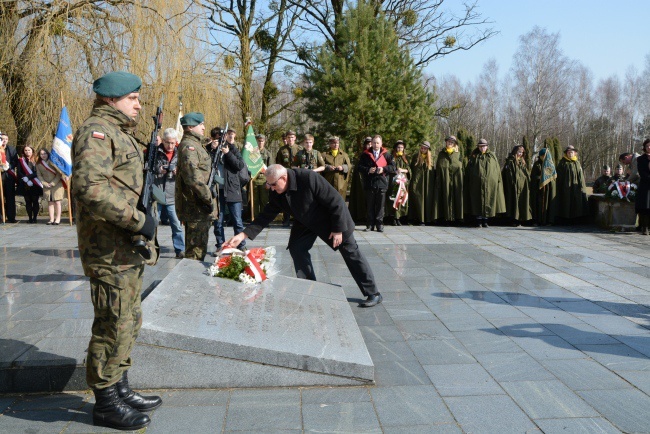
[428,0,650,83]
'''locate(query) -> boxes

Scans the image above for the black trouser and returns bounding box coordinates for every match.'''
[365,189,386,228]
[1,174,16,221]
[24,194,40,221]
[288,225,379,297]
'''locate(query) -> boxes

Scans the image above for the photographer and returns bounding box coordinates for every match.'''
[155,128,185,258]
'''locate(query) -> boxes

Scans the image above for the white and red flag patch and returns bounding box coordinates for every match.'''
[92,131,105,140]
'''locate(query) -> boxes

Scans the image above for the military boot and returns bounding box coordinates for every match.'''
[93,385,150,431]
[116,371,163,411]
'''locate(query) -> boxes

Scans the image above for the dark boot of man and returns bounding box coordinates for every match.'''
[93,385,150,431]
[115,371,162,411]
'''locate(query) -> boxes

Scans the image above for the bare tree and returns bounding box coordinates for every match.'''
[511,26,575,151]
[202,0,302,132]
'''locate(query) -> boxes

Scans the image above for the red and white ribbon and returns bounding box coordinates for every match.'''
[18,158,43,188]
[392,173,409,209]
[244,250,267,283]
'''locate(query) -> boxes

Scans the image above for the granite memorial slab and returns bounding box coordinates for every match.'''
[132,259,374,388]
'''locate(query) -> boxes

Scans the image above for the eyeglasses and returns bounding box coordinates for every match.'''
[265,175,285,187]
[163,141,176,146]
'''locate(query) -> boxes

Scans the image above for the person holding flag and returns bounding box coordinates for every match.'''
[49,105,74,224]
[246,132,272,218]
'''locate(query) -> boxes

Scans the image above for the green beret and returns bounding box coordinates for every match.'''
[180,112,205,127]
[93,72,142,97]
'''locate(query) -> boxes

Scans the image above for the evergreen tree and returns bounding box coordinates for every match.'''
[456,129,467,161]
[552,137,563,165]
[303,2,436,150]
[522,135,532,167]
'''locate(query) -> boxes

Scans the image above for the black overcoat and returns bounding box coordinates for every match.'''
[244,169,355,249]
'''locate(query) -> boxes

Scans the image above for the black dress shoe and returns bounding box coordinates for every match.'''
[376,226,384,232]
[395,220,402,226]
[359,293,383,307]
[115,371,162,412]
[93,385,150,430]
[482,222,489,228]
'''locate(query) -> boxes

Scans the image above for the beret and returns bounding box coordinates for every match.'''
[478,138,488,145]
[445,135,458,143]
[256,134,266,140]
[180,112,205,127]
[285,130,297,136]
[364,137,372,143]
[421,141,431,149]
[93,72,142,97]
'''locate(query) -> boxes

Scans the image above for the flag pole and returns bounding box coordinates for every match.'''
[60,96,73,226]
[0,169,5,224]
[249,178,254,221]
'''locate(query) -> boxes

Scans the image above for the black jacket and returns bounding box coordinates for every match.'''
[213,144,246,202]
[357,148,396,191]
[243,169,355,249]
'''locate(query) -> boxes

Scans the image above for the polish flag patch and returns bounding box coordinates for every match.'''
[92,131,105,140]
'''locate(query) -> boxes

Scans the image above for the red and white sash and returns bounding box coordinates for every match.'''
[19,157,43,188]
[392,173,409,209]
[615,180,631,199]
[39,160,66,188]
[244,250,267,283]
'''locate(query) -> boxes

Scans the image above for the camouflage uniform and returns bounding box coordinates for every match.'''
[176,130,218,261]
[72,101,154,389]
[252,147,273,217]
[322,149,352,198]
[276,144,301,169]
[294,148,325,170]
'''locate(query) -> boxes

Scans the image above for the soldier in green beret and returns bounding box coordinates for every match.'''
[72,71,161,431]
[176,112,219,260]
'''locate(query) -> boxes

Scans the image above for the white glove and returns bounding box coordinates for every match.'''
[22,176,28,182]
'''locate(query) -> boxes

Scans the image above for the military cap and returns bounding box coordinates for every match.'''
[364,136,373,143]
[445,135,458,144]
[328,136,340,142]
[227,127,236,133]
[602,164,611,170]
[180,112,205,127]
[564,146,578,153]
[394,140,405,147]
[421,141,431,149]
[93,72,142,97]
[285,130,297,136]
[478,138,488,146]
[256,134,266,140]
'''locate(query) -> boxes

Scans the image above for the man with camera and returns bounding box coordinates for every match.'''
[155,128,185,258]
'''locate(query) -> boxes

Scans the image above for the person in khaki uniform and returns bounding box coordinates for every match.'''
[71,71,160,431]
[36,148,65,224]
[322,136,351,199]
[293,134,325,172]
[275,130,301,226]
[175,112,218,260]
[251,133,273,217]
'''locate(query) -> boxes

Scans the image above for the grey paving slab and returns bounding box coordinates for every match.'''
[146,405,227,434]
[452,330,522,355]
[382,424,463,434]
[533,417,621,434]
[540,358,633,391]
[423,363,504,396]
[444,394,539,433]
[511,335,584,360]
[578,388,650,433]
[500,380,599,419]
[156,389,230,407]
[0,409,76,433]
[617,370,650,395]
[225,389,301,431]
[301,387,370,404]
[371,385,454,427]
[577,343,650,372]
[408,339,476,365]
[395,320,454,340]
[476,352,556,382]
[358,325,404,343]
[366,340,417,363]
[373,360,432,386]
[302,401,381,433]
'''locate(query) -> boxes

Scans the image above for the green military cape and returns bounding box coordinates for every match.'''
[387,154,409,220]
[348,152,367,223]
[553,157,589,219]
[433,149,464,221]
[464,150,506,217]
[408,156,435,224]
[530,155,557,225]
[322,150,352,199]
[501,155,532,221]
[251,147,273,218]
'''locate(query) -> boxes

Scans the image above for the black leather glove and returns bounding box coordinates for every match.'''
[137,214,156,241]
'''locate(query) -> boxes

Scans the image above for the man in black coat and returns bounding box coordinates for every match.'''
[357,135,396,232]
[211,131,248,253]
[224,164,383,307]
[0,132,18,223]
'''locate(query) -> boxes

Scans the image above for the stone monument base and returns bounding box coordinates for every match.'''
[130,259,374,389]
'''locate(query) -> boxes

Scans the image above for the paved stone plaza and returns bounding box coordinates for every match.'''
[1,219,650,433]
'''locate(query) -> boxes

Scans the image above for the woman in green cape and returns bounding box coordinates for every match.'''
[553,146,588,223]
[408,141,435,225]
[464,138,505,227]
[433,135,464,225]
[348,137,372,223]
[529,148,557,225]
[502,144,532,226]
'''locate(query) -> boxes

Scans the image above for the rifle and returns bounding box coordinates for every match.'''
[133,95,166,259]
[205,122,228,212]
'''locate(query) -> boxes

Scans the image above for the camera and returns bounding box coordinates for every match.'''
[167,163,176,179]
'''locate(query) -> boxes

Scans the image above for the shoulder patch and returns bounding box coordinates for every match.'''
[92,131,105,140]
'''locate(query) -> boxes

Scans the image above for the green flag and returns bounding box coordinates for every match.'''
[242,124,265,178]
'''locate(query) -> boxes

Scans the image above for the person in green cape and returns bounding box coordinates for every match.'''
[502,144,532,226]
[348,137,372,223]
[387,140,409,225]
[553,146,589,223]
[530,147,557,226]
[433,135,464,225]
[464,138,505,228]
[408,141,435,225]
[251,134,273,218]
